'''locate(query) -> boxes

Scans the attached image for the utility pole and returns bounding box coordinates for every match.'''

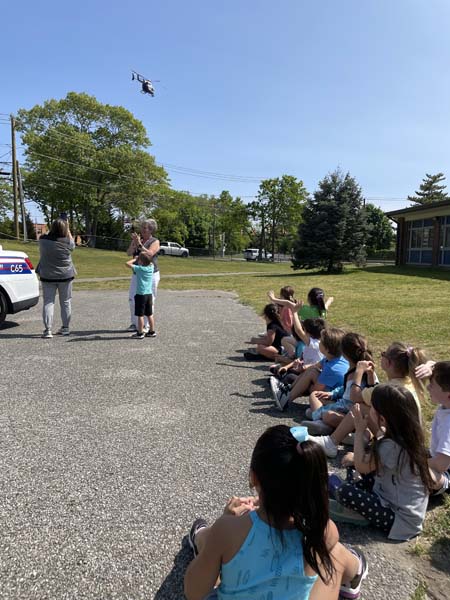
[17,161,28,241]
[10,115,19,239]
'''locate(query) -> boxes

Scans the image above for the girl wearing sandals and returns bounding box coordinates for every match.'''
[184,425,368,600]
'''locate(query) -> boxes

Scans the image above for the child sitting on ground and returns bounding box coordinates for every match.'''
[184,424,368,600]
[308,342,428,458]
[244,304,288,361]
[270,318,326,380]
[305,332,374,429]
[330,384,433,541]
[126,254,154,339]
[270,327,348,412]
[427,361,450,495]
[268,287,333,359]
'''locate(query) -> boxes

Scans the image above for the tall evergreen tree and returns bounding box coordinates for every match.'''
[407,173,449,205]
[292,170,367,273]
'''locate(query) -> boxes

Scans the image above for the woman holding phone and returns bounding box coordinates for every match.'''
[38,217,76,338]
[126,219,160,334]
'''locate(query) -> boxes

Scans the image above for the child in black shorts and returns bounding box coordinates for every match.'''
[126,254,154,339]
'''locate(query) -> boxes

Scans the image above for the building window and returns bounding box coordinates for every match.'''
[439,216,450,265]
[406,219,434,265]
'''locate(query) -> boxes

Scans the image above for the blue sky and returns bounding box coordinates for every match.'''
[2,0,450,220]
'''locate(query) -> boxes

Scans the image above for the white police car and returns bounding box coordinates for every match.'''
[0,245,39,326]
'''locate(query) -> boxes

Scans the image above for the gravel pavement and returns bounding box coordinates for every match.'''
[0,289,425,599]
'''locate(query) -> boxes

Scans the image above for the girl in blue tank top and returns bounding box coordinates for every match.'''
[184,425,368,600]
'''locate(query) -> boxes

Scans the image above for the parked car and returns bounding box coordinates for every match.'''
[243,248,273,261]
[0,245,39,326]
[158,241,189,258]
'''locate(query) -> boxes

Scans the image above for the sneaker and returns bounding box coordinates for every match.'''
[339,548,368,599]
[328,499,369,526]
[270,376,281,398]
[131,332,145,339]
[308,435,338,458]
[42,329,53,339]
[126,324,136,331]
[275,386,290,411]
[188,518,208,557]
[301,420,334,436]
[57,327,70,336]
[146,330,157,338]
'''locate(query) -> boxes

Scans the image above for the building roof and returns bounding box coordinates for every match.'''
[386,198,450,219]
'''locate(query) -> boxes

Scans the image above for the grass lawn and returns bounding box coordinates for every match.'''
[2,240,285,278]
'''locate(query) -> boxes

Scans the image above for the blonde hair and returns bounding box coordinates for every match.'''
[384,342,428,404]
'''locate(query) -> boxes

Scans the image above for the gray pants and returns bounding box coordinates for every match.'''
[42,280,73,331]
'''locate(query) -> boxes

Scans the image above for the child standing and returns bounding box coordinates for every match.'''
[427,361,450,495]
[126,254,154,339]
[331,384,433,540]
[184,425,368,600]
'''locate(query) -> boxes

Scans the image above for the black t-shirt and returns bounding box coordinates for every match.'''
[267,322,288,352]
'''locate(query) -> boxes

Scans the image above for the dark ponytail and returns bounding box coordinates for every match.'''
[250,425,334,582]
[307,287,326,315]
[341,332,373,365]
[262,303,284,329]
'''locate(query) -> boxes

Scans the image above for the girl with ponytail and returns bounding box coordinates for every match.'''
[185,425,368,600]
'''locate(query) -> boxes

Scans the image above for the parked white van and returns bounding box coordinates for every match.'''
[0,245,39,325]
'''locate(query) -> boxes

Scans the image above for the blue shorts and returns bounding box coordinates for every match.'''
[312,397,353,421]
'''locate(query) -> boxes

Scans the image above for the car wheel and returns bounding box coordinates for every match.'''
[159,249,165,256]
[0,291,8,326]
[181,251,189,258]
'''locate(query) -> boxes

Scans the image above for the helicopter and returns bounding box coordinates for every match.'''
[131,70,158,96]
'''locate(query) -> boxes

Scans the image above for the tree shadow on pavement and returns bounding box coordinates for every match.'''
[154,536,191,600]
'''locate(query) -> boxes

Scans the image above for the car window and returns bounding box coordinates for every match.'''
[173,243,180,248]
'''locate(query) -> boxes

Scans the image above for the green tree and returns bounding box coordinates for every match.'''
[292,170,368,273]
[0,180,13,221]
[213,191,251,254]
[17,92,169,246]
[252,175,308,258]
[364,203,394,254]
[407,172,449,205]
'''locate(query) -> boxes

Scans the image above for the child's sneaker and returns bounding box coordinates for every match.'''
[188,518,208,557]
[131,332,145,339]
[146,330,157,338]
[42,330,53,339]
[308,434,338,458]
[339,548,368,599]
[57,327,70,336]
[126,323,136,331]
